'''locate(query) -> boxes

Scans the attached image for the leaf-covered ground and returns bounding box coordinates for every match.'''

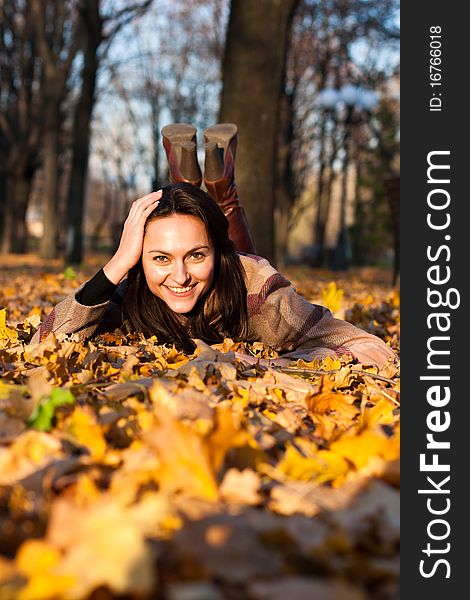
[0,255,400,600]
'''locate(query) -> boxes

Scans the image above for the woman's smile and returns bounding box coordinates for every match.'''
[165,284,196,295]
[142,214,215,314]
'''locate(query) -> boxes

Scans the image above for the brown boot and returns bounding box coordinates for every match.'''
[161,123,202,187]
[203,123,256,254]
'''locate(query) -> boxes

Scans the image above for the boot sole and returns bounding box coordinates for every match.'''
[203,123,237,149]
[161,123,197,144]
[161,124,197,163]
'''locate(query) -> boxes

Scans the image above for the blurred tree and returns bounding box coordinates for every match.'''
[104,0,226,193]
[349,88,400,281]
[278,0,399,267]
[31,0,82,259]
[65,0,153,265]
[219,0,299,263]
[0,0,42,253]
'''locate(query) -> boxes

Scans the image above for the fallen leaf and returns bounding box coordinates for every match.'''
[219,468,261,505]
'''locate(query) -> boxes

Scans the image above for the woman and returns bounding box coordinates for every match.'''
[33,124,396,370]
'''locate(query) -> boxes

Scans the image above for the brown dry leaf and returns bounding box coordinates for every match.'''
[307,388,359,421]
[330,479,400,550]
[268,483,321,517]
[165,581,225,600]
[0,261,400,599]
[261,369,317,403]
[101,378,153,402]
[248,576,367,600]
[206,407,254,473]
[309,413,338,441]
[263,405,305,434]
[0,380,28,403]
[46,494,158,599]
[0,430,63,485]
[165,513,284,583]
[177,339,238,384]
[151,379,215,423]
[0,411,27,443]
[144,407,219,501]
[219,468,261,505]
[25,369,53,408]
[108,445,160,498]
[268,475,367,517]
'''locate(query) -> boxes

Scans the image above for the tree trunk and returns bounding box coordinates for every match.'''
[151,109,162,191]
[0,172,6,249]
[219,0,298,263]
[350,153,365,266]
[274,87,295,269]
[65,42,100,264]
[313,116,328,267]
[1,173,32,254]
[383,174,400,286]
[40,106,60,259]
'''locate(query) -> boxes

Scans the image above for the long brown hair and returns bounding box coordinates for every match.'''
[122,183,249,352]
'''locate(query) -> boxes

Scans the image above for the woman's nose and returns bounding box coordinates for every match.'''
[171,261,190,285]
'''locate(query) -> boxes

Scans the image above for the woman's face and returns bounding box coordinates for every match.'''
[142,214,215,314]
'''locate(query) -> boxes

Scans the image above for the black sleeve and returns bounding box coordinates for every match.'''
[75,269,118,306]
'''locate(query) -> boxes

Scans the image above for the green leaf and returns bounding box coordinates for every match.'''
[63,266,77,280]
[28,388,75,432]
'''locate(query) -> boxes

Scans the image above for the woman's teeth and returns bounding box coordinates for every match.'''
[166,285,195,294]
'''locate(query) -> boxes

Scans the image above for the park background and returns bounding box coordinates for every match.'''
[0,0,399,277]
[0,2,400,599]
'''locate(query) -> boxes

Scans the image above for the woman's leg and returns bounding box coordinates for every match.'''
[203,123,256,255]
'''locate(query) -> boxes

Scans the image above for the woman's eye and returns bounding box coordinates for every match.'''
[153,255,168,263]
[189,252,204,261]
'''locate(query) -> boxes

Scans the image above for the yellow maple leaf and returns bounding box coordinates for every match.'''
[360,398,396,430]
[321,282,344,313]
[307,389,359,421]
[0,380,27,400]
[0,308,19,347]
[62,406,107,460]
[15,539,75,600]
[331,428,400,470]
[321,355,343,370]
[277,442,349,485]
[206,407,255,473]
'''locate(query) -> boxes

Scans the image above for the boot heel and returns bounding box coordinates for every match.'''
[161,123,201,186]
[203,123,238,156]
[204,141,224,181]
[161,123,197,145]
[180,142,202,185]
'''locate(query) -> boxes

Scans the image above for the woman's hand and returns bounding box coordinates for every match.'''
[103,191,162,284]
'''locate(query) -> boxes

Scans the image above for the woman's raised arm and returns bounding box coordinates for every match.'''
[31,191,161,343]
[103,191,162,283]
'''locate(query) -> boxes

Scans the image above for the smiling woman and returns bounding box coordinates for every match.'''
[142,215,215,313]
[32,123,396,371]
[117,184,249,352]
